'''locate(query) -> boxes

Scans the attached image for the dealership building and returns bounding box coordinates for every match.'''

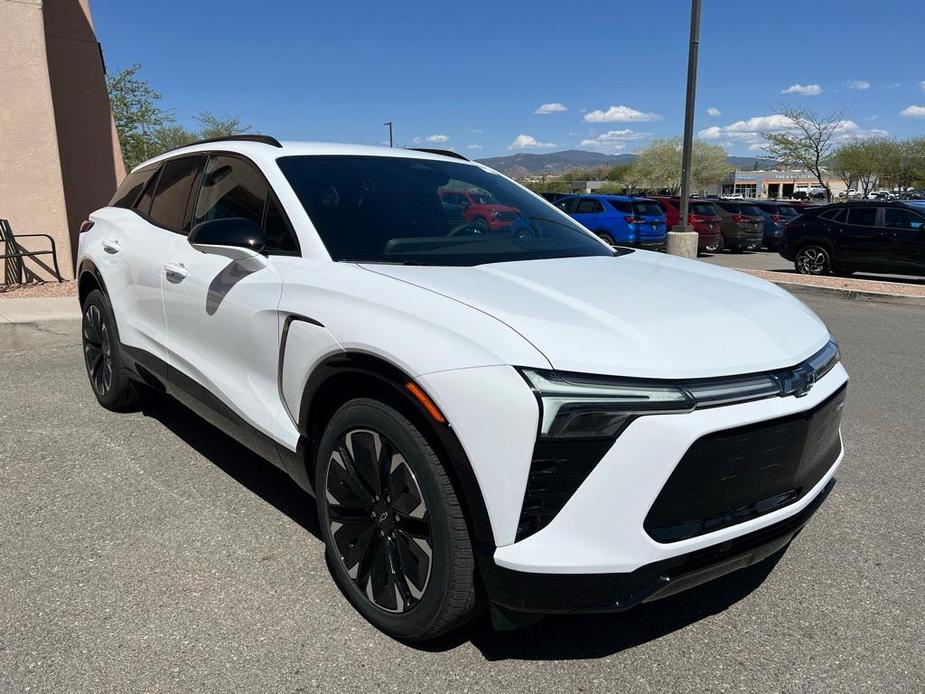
[718,169,846,199]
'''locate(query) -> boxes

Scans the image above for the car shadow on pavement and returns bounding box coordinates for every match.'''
[423,551,784,660]
[140,394,322,540]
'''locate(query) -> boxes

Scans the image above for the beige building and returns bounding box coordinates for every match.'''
[0,0,123,280]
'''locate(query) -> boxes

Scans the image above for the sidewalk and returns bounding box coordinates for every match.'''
[0,296,80,324]
[739,269,925,306]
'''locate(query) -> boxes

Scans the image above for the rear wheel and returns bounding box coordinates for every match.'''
[795,244,832,275]
[81,289,142,411]
[703,236,723,253]
[316,398,478,640]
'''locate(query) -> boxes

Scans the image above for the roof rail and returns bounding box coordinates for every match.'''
[406,147,469,161]
[191,134,282,148]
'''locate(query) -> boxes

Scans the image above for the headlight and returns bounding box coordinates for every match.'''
[519,368,694,439]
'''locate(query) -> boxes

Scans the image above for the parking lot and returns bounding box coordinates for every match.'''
[1,292,923,693]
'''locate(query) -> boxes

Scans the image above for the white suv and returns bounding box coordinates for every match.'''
[77,136,848,640]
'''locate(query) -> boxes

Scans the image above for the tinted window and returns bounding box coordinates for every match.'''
[847,208,877,226]
[884,208,925,230]
[149,156,203,232]
[820,208,846,222]
[716,201,737,213]
[775,205,799,217]
[690,202,717,215]
[194,155,268,228]
[608,200,632,214]
[576,199,603,214]
[110,167,157,209]
[633,202,664,217]
[277,155,610,266]
[556,198,576,213]
[739,205,762,216]
[134,167,159,216]
[264,195,298,252]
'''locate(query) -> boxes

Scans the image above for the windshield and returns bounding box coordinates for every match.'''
[277,155,613,266]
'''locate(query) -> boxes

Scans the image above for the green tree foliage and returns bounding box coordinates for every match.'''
[107,65,251,169]
[631,137,731,195]
[762,106,846,201]
[830,138,884,197]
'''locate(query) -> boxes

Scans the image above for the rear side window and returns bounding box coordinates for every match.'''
[556,198,576,213]
[633,202,663,217]
[149,156,204,232]
[607,200,632,214]
[847,208,877,226]
[110,167,157,209]
[134,168,160,216]
[575,198,604,214]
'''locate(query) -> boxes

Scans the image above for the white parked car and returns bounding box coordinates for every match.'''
[77,136,848,640]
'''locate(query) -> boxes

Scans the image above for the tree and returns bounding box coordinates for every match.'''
[107,65,173,169]
[631,137,730,195]
[878,137,925,192]
[194,112,252,140]
[762,106,846,202]
[830,138,883,197]
[107,65,252,169]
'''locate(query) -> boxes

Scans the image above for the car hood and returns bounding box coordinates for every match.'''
[359,252,830,379]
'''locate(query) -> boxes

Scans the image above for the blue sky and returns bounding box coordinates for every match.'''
[92,0,925,158]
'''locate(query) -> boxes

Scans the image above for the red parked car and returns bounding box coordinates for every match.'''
[438,190,521,231]
[649,197,724,253]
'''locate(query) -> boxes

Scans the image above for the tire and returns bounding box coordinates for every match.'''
[794,244,832,275]
[596,232,616,246]
[316,398,478,640]
[81,289,142,411]
[703,236,723,254]
[472,217,489,233]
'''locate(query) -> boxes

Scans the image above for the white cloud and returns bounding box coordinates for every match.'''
[534,102,568,115]
[579,129,649,150]
[901,105,925,118]
[508,134,556,150]
[467,144,483,150]
[413,134,449,144]
[747,143,766,152]
[706,107,721,117]
[920,80,925,92]
[781,83,823,96]
[700,113,887,147]
[583,104,662,123]
[847,80,870,90]
[470,128,484,134]
[887,82,901,89]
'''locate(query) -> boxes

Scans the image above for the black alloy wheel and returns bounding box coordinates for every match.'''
[83,302,113,397]
[324,427,433,613]
[80,289,141,411]
[795,245,831,275]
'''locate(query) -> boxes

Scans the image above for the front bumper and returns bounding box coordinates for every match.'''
[479,477,833,613]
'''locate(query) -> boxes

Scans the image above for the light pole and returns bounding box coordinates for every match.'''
[667,0,702,258]
[384,121,393,148]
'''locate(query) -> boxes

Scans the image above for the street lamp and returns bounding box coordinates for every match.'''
[668,0,702,258]
[384,121,393,148]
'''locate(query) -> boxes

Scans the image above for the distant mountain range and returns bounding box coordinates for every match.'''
[475,149,772,178]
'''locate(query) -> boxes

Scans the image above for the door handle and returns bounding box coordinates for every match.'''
[163,262,188,280]
[102,239,121,254]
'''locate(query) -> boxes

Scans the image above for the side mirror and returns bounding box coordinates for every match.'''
[188,217,265,260]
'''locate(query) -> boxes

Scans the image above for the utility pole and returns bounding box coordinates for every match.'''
[384,121,393,148]
[667,0,702,258]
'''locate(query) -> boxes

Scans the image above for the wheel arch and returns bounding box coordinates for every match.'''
[299,351,496,549]
[77,259,108,305]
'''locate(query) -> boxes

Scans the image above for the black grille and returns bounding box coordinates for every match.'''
[644,385,846,543]
[516,439,613,541]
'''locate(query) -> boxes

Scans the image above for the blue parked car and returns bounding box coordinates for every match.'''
[555,195,667,249]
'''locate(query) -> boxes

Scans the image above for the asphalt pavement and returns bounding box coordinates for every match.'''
[1,295,923,693]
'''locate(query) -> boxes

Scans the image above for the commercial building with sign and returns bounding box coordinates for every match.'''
[718,169,846,199]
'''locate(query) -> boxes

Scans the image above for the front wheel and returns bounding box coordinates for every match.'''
[596,232,616,246]
[316,398,478,640]
[794,244,832,275]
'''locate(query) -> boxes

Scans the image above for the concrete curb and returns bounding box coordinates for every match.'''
[770,281,925,306]
[0,296,80,324]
